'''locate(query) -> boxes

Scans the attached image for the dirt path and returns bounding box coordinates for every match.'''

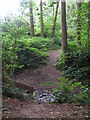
[12,50,61,90]
[2,97,88,119]
[2,50,88,119]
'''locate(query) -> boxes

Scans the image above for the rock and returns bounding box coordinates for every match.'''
[50,98,55,102]
[33,89,55,102]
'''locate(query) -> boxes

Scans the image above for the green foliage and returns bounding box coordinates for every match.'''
[2,70,24,100]
[40,82,56,87]
[43,16,61,38]
[43,17,53,38]
[2,1,89,101]
[17,46,48,68]
[64,67,90,82]
[2,37,48,75]
[3,83,24,100]
[53,77,89,104]
[2,40,19,75]
[2,69,13,84]
[2,16,29,39]
[66,2,90,52]
[67,28,76,41]
[30,37,55,50]
[56,47,90,81]
[56,2,90,103]
[79,2,90,47]
[2,70,34,100]
[19,36,61,51]
[2,34,61,75]
[52,37,61,46]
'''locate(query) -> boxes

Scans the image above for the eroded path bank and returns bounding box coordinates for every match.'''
[2,50,88,119]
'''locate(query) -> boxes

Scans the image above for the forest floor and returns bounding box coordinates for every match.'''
[2,50,88,119]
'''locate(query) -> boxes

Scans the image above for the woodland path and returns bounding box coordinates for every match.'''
[12,50,61,90]
[2,50,88,119]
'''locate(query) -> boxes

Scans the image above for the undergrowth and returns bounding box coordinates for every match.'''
[3,83,24,100]
[56,46,90,83]
[19,36,61,51]
[55,43,89,104]
[53,77,89,104]
[40,77,89,104]
[2,36,61,75]
[2,70,24,100]
[2,36,61,98]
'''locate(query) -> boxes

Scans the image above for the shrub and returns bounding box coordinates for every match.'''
[2,36,49,75]
[29,37,61,51]
[53,77,89,104]
[2,83,24,100]
[17,47,48,69]
[2,70,24,100]
[56,48,90,81]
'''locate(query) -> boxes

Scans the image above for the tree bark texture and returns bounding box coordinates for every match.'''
[30,1,34,37]
[61,1,67,53]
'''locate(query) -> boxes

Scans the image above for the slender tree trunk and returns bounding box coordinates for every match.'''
[30,1,34,37]
[40,0,44,37]
[52,1,59,38]
[61,1,67,53]
[20,7,26,23]
[53,2,54,17]
[87,1,90,41]
[76,2,81,45]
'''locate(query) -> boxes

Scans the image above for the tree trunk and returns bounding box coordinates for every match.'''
[53,2,54,17]
[30,1,34,37]
[76,2,81,45]
[61,1,67,53]
[87,1,90,41]
[52,1,59,38]
[40,0,44,37]
[20,7,26,23]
